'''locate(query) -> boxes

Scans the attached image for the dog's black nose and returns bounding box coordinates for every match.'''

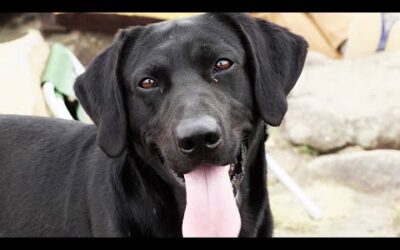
[176,116,221,154]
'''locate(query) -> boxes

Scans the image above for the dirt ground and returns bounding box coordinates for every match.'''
[267,127,400,237]
[1,13,399,237]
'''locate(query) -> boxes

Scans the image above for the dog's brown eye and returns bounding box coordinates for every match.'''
[215,59,233,71]
[139,78,157,89]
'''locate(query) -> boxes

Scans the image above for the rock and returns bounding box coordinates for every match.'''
[306,149,400,193]
[392,204,400,237]
[283,104,349,152]
[282,51,400,152]
[351,109,400,149]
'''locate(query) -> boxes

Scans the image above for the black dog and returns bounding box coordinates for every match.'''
[0,13,307,237]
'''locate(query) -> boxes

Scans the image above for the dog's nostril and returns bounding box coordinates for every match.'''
[176,115,221,154]
[204,131,221,149]
[178,138,196,154]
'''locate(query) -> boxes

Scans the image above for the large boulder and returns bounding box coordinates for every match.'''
[306,149,400,193]
[282,52,400,152]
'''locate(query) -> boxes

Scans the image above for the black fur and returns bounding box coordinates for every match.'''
[0,13,307,237]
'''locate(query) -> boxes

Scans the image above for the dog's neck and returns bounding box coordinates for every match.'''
[110,142,184,237]
[129,141,187,211]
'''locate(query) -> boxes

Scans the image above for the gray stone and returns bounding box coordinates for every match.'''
[283,104,350,152]
[350,109,400,149]
[306,149,400,193]
[282,51,400,152]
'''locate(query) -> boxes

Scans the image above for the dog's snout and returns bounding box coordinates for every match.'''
[175,116,221,154]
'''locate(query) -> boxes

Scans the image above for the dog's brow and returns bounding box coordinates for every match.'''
[140,59,172,74]
[192,42,240,59]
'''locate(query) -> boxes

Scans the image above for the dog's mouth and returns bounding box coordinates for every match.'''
[154,142,247,237]
[229,143,247,197]
[172,142,247,198]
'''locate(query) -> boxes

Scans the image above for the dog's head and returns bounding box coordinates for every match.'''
[74,13,308,236]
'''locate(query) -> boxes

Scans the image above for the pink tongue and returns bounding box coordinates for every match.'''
[182,165,241,237]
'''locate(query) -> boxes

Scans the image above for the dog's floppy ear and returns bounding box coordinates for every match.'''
[74,27,142,157]
[215,13,308,126]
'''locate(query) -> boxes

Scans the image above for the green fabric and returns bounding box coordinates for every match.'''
[41,43,78,98]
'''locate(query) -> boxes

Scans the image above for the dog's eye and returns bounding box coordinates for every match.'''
[214,59,233,72]
[138,78,158,89]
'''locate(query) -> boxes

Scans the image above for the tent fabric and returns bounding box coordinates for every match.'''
[250,13,353,59]
[0,29,51,116]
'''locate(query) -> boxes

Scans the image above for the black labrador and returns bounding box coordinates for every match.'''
[0,13,307,237]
